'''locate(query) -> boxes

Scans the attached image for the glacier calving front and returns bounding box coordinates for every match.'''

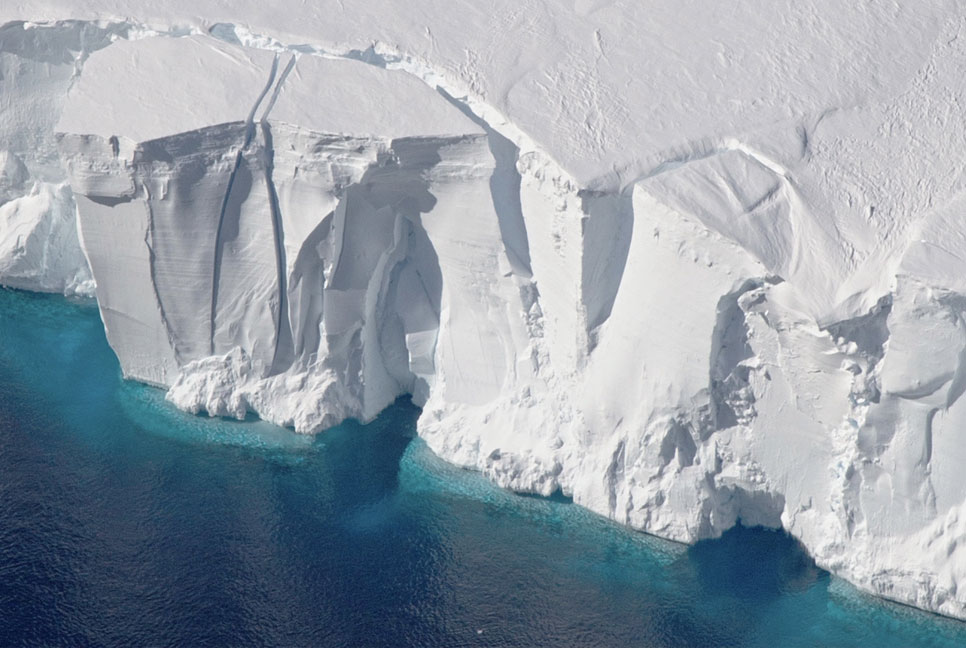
[3,2,966,619]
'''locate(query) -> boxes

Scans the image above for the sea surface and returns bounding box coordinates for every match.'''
[0,288,965,647]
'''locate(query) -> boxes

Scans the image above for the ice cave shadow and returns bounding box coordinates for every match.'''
[684,522,828,602]
[517,488,575,504]
[307,396,421,498]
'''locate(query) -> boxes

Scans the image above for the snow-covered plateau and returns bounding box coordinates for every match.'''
[4,0,966,619]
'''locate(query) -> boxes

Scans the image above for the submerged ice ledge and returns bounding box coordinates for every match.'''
[4,11,966,622]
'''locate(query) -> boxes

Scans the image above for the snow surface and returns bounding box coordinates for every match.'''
[4,2,966,619]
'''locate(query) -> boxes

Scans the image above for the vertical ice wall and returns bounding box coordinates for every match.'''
[56,35,540,434]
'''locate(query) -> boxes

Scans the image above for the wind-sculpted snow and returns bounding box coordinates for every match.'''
[4,3,966,621]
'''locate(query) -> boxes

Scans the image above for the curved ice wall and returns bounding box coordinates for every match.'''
[3,14,966,622]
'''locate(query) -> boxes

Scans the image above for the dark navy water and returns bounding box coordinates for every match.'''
[1,289,965,647]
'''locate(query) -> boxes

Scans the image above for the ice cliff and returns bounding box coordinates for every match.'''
[4,1,966,620]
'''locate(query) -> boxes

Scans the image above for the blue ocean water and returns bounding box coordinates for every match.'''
[0,289,964,647]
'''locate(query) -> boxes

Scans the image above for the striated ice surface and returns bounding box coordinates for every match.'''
[3,2,966,620]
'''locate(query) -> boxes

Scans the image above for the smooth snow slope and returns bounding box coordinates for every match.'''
[3,1,966,620]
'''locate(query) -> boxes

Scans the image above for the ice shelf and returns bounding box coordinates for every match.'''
[3,3,966,620]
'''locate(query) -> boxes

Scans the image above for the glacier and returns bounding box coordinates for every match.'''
[4,0,966,620]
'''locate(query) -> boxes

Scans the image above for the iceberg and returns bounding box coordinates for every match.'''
[3,1,966,620]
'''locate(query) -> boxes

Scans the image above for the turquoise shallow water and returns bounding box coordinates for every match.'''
[0,287,965,647]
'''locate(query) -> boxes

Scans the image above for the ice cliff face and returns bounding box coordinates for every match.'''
[57,34,511,434]
[5,4,966,620]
